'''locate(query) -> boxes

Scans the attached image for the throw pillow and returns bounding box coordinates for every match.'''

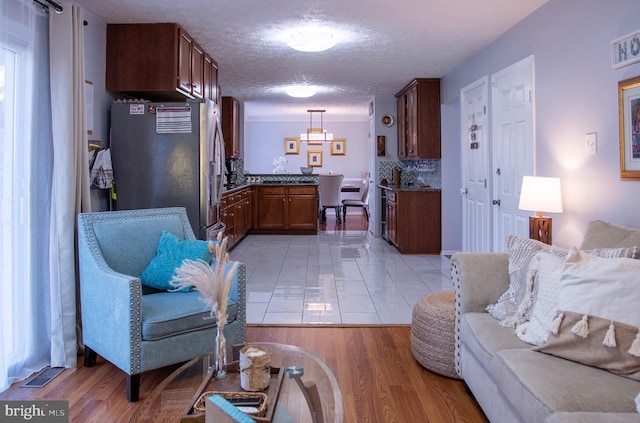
[534,310,640,381]
[516,246,639,346]
[515,251,564,345]
[139,231,213,291]
[534,248,640,381]
[486,235,565,328]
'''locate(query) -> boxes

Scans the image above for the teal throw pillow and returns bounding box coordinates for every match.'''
[139,231,212,291]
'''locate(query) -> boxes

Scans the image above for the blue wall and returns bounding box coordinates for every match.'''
[442,0,640,248]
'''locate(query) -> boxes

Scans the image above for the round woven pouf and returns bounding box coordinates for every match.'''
[411,290,460,379]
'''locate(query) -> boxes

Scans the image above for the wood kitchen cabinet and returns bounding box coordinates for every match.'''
[386,191,398,245]
[204,54,219,104]
[384,189,441,254]
[396,78,441,159]
[220,187,252,249]
[222,97,240,159]
[252,185,318,235]
[106,23,218,102]
[178,28,204,99]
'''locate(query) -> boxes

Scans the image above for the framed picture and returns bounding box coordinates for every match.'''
[331,138,346,155]
[307,150,323,167]
[618,75,640,179]
[284,137,299,154]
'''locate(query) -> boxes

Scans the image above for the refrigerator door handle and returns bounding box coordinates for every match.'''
[214,111,226,206]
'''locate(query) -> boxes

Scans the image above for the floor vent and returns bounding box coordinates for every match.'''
[21,367,65,388]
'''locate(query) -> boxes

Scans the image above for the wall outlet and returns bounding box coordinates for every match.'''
[585,133,597,155]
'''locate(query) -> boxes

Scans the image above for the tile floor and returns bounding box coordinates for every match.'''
[229,230,453,325]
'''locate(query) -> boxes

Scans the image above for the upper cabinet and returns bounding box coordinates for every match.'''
[106,23,218,102]
[395,78,441,159]
[222,96,240,159]
[204,54,219,104]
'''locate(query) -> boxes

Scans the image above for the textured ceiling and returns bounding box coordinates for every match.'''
[74,0,548,120]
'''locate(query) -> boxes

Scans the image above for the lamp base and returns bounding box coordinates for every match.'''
[529,216,552,245]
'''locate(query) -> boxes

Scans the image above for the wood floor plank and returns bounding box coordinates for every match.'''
[0,326,487,422]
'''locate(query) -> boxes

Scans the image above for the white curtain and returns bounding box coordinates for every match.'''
[0,0,89,392]
[0,0,55,391]
[48,3,91,367]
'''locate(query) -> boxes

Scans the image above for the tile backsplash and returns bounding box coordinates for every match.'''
[378,159,441,188]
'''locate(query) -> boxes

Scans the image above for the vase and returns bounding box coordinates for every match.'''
[215,326,227,379]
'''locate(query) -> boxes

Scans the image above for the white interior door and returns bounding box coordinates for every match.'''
[491,56,535,252]
[460,76,491,252]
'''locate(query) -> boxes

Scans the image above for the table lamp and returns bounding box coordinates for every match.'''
[518,176,563,245]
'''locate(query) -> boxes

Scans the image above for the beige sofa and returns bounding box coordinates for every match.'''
[451,221,640,423]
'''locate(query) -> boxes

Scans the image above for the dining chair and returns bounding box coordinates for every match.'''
[342,172,370,222]
[318,173,344,223]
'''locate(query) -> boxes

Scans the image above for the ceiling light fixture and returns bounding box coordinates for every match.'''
[300,109,333,142]
[285,85,317,98]
[285,29,336,52]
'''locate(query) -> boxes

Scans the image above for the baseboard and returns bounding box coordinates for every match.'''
[247,323,411,328]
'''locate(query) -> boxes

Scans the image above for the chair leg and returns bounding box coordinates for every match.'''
[127,373,141,402]
[364,207,369,222]
[336,207,342,223]
[342,205,347,221]
[84,346,97,367]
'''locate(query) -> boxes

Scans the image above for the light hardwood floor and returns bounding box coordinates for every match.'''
[0,326,488,423]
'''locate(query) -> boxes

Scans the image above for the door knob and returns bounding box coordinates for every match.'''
[492,199,501,206]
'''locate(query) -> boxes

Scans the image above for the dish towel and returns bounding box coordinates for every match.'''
[90,148,113,189]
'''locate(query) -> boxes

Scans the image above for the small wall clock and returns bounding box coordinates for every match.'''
[381,114,394,127]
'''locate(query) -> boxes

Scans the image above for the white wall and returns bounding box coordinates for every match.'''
[441,0,640,249]
[371,95,399,236]
[243,120,369,179]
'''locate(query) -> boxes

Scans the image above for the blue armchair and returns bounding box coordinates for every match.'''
[77,207,246,402]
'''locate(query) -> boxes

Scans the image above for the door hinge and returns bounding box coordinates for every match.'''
[496,168,501,175]
[483,105,487,115]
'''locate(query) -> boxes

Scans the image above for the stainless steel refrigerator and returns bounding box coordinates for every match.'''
[110,99,225,240]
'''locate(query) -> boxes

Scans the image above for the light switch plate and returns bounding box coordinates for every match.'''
[585,133,597,155]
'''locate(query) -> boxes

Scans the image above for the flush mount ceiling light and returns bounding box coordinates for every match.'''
[285,28,336,52]
[285,85,317,98]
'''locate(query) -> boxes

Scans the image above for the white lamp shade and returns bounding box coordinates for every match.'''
[518,176,563,213]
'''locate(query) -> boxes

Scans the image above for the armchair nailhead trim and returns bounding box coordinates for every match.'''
[450,260,462,377]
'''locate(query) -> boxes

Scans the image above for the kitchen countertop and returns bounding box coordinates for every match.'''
[222,182,318,194]
[378,184,441,192]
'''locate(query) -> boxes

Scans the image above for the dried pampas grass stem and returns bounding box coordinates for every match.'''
[171,232,239,329]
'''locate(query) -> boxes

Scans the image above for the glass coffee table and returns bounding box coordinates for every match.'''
[130,342,343,423]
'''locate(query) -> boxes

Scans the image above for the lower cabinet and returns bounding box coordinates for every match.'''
[385,189,441,254]
[220,187,252,249]
[252,185,318,234]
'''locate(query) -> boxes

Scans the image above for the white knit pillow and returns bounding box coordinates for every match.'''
[515,252,564,345]
[486,235,565,328]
